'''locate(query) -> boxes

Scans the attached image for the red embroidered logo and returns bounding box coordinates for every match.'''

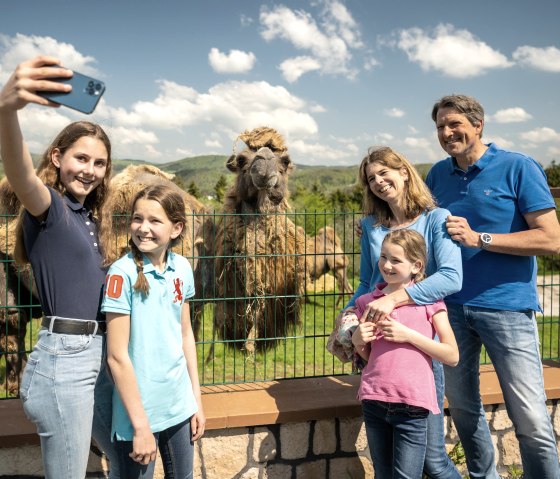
[173,278,183,303]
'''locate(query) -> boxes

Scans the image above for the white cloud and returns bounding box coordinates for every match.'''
[0,33,101,84]
[106,79,318,139]
[107,126,161,160]
[279,56,321,82]
[204,139,223,149]
[485,135,515,150]
[289,139,352,164]
[404,136,440,162]
[363,56,380,71]
[208,48,256,74]
[408,125,419,134]
[375,133,395,142]
[394,24,513,78]
[240,14,254,27]
[513,45,560,72]
[259,1,362,81]
[520,127,560,143]
[489,107,532,123]
[18,106,73,151]
[384,107,405,118]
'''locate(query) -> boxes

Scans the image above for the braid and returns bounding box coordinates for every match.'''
[130,240,150,295]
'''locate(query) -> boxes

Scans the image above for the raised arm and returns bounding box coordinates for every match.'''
[0,56,73,216]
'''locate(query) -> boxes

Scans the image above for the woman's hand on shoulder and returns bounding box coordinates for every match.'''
[0,56,72,113]
[363,295,396,323]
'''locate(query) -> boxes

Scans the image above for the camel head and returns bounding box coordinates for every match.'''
[226,127,293,213]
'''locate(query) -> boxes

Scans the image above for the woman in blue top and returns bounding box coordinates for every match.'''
[102,184,205,478]
[345,146,463,479]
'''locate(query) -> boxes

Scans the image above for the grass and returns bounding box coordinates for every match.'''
[2,284,559,395]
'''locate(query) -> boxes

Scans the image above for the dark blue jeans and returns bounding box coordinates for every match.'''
[115,418,193,478]
[363,399,429,479]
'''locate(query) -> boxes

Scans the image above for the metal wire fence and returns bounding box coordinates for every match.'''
[1,209,559,398]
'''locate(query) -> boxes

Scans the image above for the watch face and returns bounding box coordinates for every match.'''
[481,233,492,244]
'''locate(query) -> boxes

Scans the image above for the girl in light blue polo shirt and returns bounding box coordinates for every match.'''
[102,184,205,478]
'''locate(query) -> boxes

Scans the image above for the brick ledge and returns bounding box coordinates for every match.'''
[2,360,559,448]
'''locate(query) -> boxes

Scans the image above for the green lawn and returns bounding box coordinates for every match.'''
[2,294,559,397]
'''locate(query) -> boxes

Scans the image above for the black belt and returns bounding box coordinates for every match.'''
[41,316,106,336]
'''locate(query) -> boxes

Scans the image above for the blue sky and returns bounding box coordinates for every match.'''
[1,0,559,166]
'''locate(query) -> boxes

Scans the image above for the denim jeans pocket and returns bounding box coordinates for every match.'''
[403,404,429,419]
[19,356,39,402]
[60,334,93,354]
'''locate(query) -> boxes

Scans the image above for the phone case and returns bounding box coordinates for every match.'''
[38,70,105,114]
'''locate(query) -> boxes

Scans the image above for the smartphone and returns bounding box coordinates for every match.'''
[38,68,105,114]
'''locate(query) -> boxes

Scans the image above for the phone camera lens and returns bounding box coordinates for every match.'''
[95,83,102,91]
[88,80,94,87]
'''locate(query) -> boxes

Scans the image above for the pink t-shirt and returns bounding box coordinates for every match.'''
[355,283,447,414]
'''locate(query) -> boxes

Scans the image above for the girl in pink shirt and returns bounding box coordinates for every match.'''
[352,230,459,479]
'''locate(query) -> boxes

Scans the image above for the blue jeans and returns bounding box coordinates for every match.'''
[115,418,194,478]
[425,359,462,479]
[93,347,120,479]
[20,328,119,479]
[444,303,560,479]
[363,399,429,479]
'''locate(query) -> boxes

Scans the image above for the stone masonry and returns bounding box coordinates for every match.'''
[1,400,560,478]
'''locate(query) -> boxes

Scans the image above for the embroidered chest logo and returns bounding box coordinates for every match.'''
[484,189,493,196]
[173,278,183,303]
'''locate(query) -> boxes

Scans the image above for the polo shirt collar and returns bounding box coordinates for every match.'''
[448,142,496,174]
[141,251,177,274]
[64,192,93,217]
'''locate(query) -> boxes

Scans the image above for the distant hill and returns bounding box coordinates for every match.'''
[1,153,434,199]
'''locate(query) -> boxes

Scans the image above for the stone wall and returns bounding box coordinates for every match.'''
[2,399,559,478]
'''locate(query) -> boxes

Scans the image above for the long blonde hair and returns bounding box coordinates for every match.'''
[14,121,115,265]
[358,146,435,227]
[128,184,187,296]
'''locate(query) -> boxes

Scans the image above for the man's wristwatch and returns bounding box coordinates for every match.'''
[480,232,493,249]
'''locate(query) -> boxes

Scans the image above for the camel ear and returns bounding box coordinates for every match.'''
[226,154,238,172]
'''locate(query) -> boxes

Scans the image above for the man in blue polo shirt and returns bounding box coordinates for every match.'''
[426,94,560,479]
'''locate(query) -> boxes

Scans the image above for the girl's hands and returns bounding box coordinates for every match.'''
[375,318,412,343]
[191,408,206,441]
[130,426,157,465]
[352,321,376,346]
[0,55,72,113]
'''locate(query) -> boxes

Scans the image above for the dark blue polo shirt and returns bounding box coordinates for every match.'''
[23,186,107,321]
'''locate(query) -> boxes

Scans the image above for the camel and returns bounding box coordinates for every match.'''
[197,127,307,358]
[304,226,354,306]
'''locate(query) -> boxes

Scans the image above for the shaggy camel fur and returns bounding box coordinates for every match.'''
[305,226,354,306]
[0,164,205,396]
[199,127,307,358]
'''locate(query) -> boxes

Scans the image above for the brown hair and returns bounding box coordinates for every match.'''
[358,146,435,227]
[129,184,187,295]
[431,94,485,136]
[14,121,114,264]
[382,229,427,282]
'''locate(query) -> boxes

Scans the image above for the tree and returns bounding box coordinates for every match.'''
[214,175,228,203]
[545,160,560,187]
[187,181,201,199]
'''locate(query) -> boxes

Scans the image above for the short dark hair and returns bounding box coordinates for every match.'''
[431,94,485,135]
